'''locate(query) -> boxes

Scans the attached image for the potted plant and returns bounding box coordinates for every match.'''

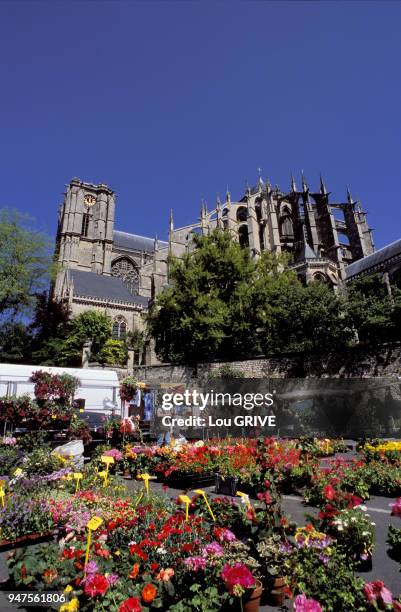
[119,376,138,402]
[329,506,375,570]
[256,534,292,606]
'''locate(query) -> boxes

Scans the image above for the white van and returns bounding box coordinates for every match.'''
[0,363,120,421]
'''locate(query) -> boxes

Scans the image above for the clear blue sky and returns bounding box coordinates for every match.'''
[1,1,400,248]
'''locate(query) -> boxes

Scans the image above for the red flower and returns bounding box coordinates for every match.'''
[221,563,255,594]
[84,573,109,597]
[119,597,142,612]
[323,485,336,500]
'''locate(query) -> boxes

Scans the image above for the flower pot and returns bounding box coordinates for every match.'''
[215,474,238,496]
[243,580,263,612]
[355,554,373,572]
[267,589,286,607]
[266,576,287,606]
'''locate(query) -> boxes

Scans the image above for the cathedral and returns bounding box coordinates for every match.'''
[52,174,400,365]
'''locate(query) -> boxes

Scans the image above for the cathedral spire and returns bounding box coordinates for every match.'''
[301,171,308,193]
[226,186,231,203]
[216,194,221,211]
[169,209,174,233]
[291,173,297,193]
[154,234,159,252]
[320,173,328,196]
[346,186,354,205]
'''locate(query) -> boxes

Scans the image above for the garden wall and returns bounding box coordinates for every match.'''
[131,342,401,384]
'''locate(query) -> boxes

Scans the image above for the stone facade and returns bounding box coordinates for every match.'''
[52,174,378,364]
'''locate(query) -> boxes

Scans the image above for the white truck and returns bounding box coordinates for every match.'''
[0,363,120,427]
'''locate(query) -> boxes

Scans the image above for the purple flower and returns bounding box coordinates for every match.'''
[85,561,99,575]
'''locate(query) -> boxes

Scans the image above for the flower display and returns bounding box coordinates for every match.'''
[2,435,401,611]
[221,562,256,596]
[293,594,323,611]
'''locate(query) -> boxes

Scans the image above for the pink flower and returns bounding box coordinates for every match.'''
[214,527,236,542]
[203,542,224,557]
[293,594,323,612]
[221,563,255,594]
[390,498,401,518]
[364,581,393,606]
[183,556,207,571]
[103,448,123,461]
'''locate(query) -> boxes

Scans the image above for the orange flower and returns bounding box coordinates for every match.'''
[156,568,174,582]
[142,583,157,603]
[128,563,140,579]
[43,569,58,584]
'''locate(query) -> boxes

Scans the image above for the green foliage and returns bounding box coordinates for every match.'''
[345,274,401,344]
[57,310,112,366]
[0,209,54,324]
[0,322,32,363]
[98,339,128,366]
[148,231,352,362]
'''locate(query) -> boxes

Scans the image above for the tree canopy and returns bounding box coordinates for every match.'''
[0,209,54,324]
[147,230,401,364]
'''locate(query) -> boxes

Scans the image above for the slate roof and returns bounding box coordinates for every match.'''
[346,238,401,280]
[113,230,167,253]
[70,269,149,307]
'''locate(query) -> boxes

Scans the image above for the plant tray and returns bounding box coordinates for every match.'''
[165,471,215,490]
[215,474,239,497]
[0,531,56,552]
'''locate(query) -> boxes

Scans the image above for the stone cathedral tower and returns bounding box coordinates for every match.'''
[54,178,115,291]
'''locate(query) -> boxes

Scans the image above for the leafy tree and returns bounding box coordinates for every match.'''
[57,311,112,366]
[345,274,397,344]
[98,339,128,366]
[0,209,54,323]
[147,230,257,363]
[30,292,71,364]
[0,322,32,363]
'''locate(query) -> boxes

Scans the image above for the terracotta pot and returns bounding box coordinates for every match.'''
[272,576,286,589]
[243,580,263,612]
[266,576,287,606]
[268,588,286,607]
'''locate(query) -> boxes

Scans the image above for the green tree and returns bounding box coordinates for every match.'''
[0,322,32,363]
[147,230,257,363]
[345,274,397,344]
[57,310,112,366]
[98,339,128,366]
[0,209,54,323]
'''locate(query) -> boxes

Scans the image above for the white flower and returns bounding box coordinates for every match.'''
[362,531,369,536]
[350,517,357,522]
[337,526,344,532]
[358,505,367,511]
[371,522,376,526]
[156,547,167,554]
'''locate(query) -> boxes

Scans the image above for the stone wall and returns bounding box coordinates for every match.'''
[131,342,401,384]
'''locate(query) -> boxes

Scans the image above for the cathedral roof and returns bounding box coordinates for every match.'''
[70,269,149,307]
[345,238,401,280]
[113,230,167,253]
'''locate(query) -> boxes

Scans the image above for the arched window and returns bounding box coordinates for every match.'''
[111,257,139,295]
[279,206,294,239]
[112,316,127,340]
[236,206,248,223]
[313,272,327,283]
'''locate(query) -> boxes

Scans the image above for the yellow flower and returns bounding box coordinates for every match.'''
[64,585,73,594]
[59,598,79,612]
